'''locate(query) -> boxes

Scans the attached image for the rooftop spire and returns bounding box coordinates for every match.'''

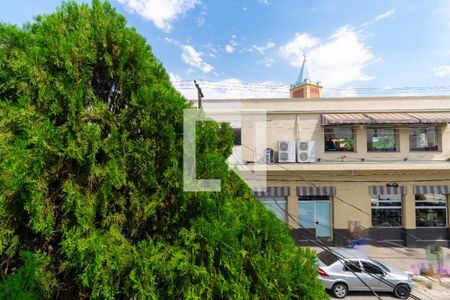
[289,53,322,99]
[295,53,312,86]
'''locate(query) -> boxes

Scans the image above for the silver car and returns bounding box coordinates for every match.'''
[316,248,413,299]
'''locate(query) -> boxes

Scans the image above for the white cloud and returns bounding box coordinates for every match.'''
[266,41,276,48]
[432,65,450,76]
[362,9,395,27]
[181,45,214,73]
[258,0,271,5]
[225,44,235,54]
[245,41,276,54]
[224,36,238,54]
[279,26,375,87]
[257,57,274,67]
[116,0,201,31]
[170,75,287,99]
[373,9,395,22]
[279,33,320,57]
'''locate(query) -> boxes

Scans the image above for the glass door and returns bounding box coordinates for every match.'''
[315,201,331,238]
[298,200,331,238]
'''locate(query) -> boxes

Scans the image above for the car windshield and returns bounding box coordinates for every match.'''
[371,260,390,272]
[317,251,339,266]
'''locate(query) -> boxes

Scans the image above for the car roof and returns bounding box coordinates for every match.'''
[330,248,369,260]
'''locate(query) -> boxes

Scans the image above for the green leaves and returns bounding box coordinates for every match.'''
[0,1,327,299]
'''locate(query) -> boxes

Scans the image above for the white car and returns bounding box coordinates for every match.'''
[316,248,413,299]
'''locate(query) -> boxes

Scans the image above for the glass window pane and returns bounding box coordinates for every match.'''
[416,208,447,227]
[324,127,355,152]
[415,194,447,206]
[258,197,287,223]
[315,201,331,238]
[409,127,439,151]
[298,201,315,228]
[344,261,362,273]
[372,208,402,227]
[367,128,398,152]
[232,128,241,145]
[362,261,384,275]
[415,194,447,227]
[371,195,402,227]
[371,194,402,207]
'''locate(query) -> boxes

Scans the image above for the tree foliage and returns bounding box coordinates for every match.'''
[0,1,327,299]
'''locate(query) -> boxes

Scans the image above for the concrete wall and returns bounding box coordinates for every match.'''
[199,95,450,246]
[240,112,450,163]
[262,170,450,246]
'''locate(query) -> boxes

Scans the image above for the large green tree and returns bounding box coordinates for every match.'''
[0,1,327,299]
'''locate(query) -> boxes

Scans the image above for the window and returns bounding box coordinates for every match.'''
[232,128,241,145]
[367,128,398,152]
[343,261,362,273]
[324,127,355,152]
[415,194,447,227]
[409,126,439,151]
[361,261,384,275]
[371,194,402,227]
[317,251,339,266]
[257,197,287,223]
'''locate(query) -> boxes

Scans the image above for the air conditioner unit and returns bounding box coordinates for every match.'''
[297,141,316,163]
[263,148,274,164]
[278,141,296,163]
[348,220,361,232]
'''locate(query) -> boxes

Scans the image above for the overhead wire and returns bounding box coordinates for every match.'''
[230,152,428,300]
[238,143,428,246]
[172,79,450,96]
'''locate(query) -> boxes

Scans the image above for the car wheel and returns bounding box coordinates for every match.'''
[393,283,410,299]
[332,282,348,299]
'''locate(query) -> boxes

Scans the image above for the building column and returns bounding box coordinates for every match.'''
[399,127,409,154]
[355,126,367,153]
[403,184,416,246]
[447,195,450,242]
[287,188,299,229]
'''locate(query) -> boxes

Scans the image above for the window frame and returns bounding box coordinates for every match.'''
[343,260,362,273]
[232,128,241,146]
[324,126,356,152]
[409,126,441,152]
[257,196,288,223]
[366,127,399,152]
[361,261,385,275]
[415,194,448,228]
[371,194,403,228]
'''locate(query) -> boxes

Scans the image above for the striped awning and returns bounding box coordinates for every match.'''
[414,185,450,195]
[364,113,419,124]
[296,186,336,196]
[321,112,450,126]
[253,186,290,197]
[321,114,371,126]
[407,112,450,124]
[369,186,407,196]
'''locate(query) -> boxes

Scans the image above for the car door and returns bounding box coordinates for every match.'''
[342,260,367,291]
[360,260,387,291]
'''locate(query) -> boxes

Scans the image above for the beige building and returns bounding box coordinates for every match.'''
[195,57,450,247]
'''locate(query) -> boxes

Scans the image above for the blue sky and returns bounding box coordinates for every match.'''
[2,0,450,98]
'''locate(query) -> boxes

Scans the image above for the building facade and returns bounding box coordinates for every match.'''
[195,58,450,247]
